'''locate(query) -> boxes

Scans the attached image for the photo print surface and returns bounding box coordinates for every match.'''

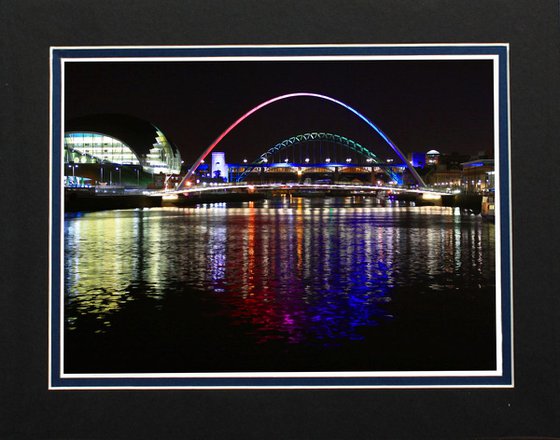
[49,45,512,389]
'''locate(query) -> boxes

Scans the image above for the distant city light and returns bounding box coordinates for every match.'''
[284,158,289,163]
[325,158,331,163]
[346,158,352,163]
[305,158,310,163]
[243,159,247,163]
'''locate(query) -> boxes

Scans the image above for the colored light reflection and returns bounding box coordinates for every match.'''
[65,203,493,349]
[216,203,399,345]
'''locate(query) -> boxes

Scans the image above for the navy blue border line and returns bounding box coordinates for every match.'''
[54,45,507,60]
[53,374,509,389]
[498,48,512,387]
[51,51,62,388]
[50,45,512,388]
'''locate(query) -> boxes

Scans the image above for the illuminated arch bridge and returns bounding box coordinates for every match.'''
[233,132,404,183]
[177,92,426,190]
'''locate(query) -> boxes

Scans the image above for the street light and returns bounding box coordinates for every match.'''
[68,163,76,177]
[346,158,352,163]
[325,158,331,163]
[68,164,78,185]
[305,158,310,163]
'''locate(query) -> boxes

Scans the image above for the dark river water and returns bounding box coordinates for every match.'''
[64,197,496,373]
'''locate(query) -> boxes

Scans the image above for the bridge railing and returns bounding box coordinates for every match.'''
[163,181,452,196]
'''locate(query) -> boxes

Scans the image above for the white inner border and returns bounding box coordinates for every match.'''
[49,44,512,389]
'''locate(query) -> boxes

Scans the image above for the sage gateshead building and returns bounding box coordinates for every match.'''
[64,114,182,187]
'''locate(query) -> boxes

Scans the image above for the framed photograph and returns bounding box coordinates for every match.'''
[49,44,512,389]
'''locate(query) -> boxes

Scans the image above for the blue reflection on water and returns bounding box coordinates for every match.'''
[64,200,495,349]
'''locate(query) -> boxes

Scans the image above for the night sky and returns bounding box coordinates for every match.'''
[64,59,494,164]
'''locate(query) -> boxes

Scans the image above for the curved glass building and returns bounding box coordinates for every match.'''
[64,114,182,175]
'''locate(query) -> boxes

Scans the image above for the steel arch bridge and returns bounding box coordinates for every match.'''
[177,92,426,190]
[234,132,402,183]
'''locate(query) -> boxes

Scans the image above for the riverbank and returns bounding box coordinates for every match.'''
[65,188,162,212]
[64,187,485,214]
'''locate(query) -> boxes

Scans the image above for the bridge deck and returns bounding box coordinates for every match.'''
[162,183,450,197]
